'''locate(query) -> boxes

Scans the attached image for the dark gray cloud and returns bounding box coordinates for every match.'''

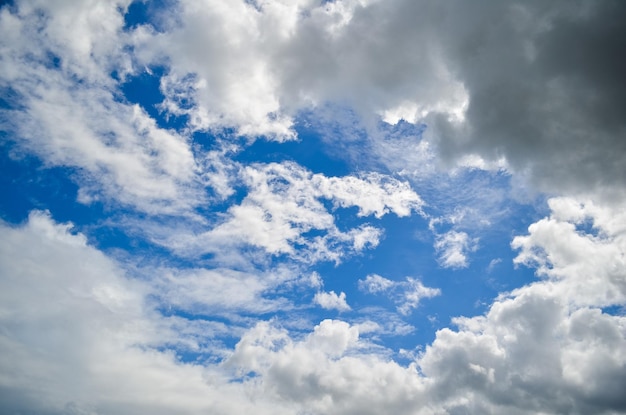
[426,0,626,199]
[124,0,626,200]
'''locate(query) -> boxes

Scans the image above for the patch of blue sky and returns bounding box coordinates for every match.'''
[0,144,99,226]
[234,128,352,177]
[123,0,175,33]
[0,143,205,271]
[0,85,25,111]
[117,65,201,134]
[601,304,626,316]
[0,1,14,10]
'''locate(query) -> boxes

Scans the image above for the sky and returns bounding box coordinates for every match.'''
[0,0,625,414]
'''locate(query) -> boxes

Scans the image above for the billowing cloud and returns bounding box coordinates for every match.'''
[127,0,626,199]
[314,290,351,312]
[418,196,626,413]
[1,205,626,414]
[512,197,626,308]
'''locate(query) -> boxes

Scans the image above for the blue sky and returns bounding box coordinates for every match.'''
[1,1,626,414]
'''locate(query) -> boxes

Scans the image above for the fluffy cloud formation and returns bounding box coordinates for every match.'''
[128,0,626,199]
[227,319,431,415]
[416,197,626,413]
[512,197,626,308]
[1,202,626,414]
[160,161,421,264]
[3,0,625,205]
[314,290,351,312]
[0,212,242,414]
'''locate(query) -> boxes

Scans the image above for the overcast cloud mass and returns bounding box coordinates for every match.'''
[1,0,625,414]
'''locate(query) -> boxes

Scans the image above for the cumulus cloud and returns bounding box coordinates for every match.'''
[227,319,430,415]
[1,209,626,414]
[359,273,395,294]
[126,0,626,200]
[512,197,626,308]
[417,196,626,413]
[314,291,351,312]
[434,230,478,269]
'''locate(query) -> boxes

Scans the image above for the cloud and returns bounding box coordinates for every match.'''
[486,258,502,273]
[5,0,624,211]
[417,195,626,413]
[128,0,626,200]
[1,1,626,414]
[420,1,626,200]
[0,1,205,215]
[359,273,395,294]
[511,197,626,308]
[157,161,419,264]
[227,319,430,415]
[1,209,626,414]
[152,267,294,315]
[419,289,626,414]
[314,291,351,312]
[434,230,478,269]
[0,212,246,414]
[359,274,440,315]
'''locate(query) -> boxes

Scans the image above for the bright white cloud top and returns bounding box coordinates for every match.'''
[0,1,625,414]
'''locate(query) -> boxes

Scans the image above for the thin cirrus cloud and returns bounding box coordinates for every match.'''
[359,274,441,315]
[1,1,625,414]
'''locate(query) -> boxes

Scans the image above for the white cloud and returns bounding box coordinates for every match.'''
[227,319,430,414]
[314,291,351,312]
[152,267,293,315]
[0,1,206,216]
[314,172,424,218]
[359,273,395,293]
[416,196,626,413]
[397,278,442,316]
[1,209,626,414]
[0,212,266,414]
[158,162,417,264]
[512,197,626,308]
[359,274,440,315]
[2,1,626,414]
[434,230,478,269]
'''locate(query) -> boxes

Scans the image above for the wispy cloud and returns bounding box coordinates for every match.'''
[359,274,441,315]
[434,230,478,269]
